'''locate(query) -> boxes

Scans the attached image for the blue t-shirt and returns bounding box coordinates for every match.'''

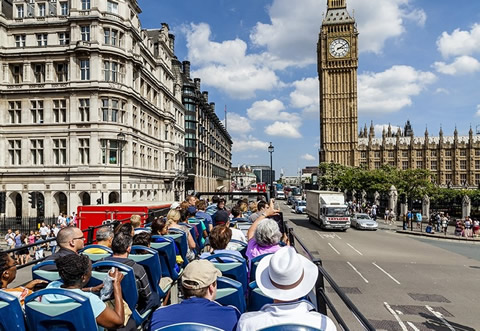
[149,297,240,331]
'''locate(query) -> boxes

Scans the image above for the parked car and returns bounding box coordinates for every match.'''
[351,213,378,230]
[295,200,307,214]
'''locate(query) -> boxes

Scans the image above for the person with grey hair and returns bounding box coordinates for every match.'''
[83,226,114,254]
[246,200,288,261]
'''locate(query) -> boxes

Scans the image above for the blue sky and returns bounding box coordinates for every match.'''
[138,0,480,176]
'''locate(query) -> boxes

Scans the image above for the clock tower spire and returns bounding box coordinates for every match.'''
[318,0,359,166]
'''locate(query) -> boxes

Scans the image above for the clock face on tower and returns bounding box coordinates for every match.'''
[329,38,350,58]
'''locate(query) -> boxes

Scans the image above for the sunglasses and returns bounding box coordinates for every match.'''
[72,236,85,241]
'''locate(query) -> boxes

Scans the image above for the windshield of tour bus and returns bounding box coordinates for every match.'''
[326,207,349,217]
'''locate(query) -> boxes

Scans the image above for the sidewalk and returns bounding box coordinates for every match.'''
[392,222,480,242]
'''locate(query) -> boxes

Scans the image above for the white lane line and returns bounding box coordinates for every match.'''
[372,262,401,285]
[347,262,369,283]
[334,234,342,239]
[328,243,341,255]
[347,243,363,255]
[407,321,420,331]
[384,302,408,331]
[425,305,456,331]
[316,231,335,239]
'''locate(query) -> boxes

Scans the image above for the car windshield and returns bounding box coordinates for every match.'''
[326,208,349,216]
[356,214,371,220]
[297,201,306,206]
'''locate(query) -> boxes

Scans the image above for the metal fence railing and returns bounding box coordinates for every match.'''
[0,216,57,234]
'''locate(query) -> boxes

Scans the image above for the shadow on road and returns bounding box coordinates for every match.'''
[419,312,476,331]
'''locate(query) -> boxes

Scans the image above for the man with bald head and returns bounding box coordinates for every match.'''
[39,226,85,270]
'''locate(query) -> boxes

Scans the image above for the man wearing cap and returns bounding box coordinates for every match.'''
[149,260,240,331]
[215,210,247,246]
[237,246,337,331]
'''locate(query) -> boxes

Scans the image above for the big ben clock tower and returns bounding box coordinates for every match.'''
[318,0,359,166]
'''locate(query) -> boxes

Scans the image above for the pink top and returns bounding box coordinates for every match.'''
[28,235,35,244]
[246,238,281,261]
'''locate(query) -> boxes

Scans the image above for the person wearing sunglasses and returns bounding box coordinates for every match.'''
[39,226,85,271]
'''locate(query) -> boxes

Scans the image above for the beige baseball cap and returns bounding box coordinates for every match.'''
[182,260,222,289]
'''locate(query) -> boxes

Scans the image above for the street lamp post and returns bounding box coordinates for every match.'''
[117,131,126,203]
[268,142,274,200]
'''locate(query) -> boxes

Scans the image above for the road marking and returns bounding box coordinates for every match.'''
[347,262,369,283]
[384,302,408,331]
[316,231,336,239]
[347,243,363,255]
[425,305,455,331]
[334,234,342,239]
[407,321,420,331]
[373,262,401,285]
[328,243,341,255]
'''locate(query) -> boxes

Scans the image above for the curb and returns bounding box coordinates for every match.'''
[396,230,480,242]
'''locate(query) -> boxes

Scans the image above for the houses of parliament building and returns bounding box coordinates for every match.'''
[318,0,480,187]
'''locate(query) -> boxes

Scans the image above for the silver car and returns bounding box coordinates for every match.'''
[351,213,378,230]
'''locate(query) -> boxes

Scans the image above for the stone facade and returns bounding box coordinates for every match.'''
[0,0,186,218]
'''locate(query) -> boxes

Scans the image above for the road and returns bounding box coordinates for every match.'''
[281,202,480,331]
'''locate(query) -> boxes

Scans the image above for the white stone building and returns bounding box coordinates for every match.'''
[0,0,186,218]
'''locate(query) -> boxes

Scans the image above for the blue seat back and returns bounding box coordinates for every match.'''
[0,290,26,331]
[129,245,164,303]
[31,260,60,282]
[150,236,180,280]
[79,245,113,262]
[258,325,322,331]
[166,229,189,267]
[249,253,273,283]
[154,322,223,331]
[88,260,149,326]
[248,281,274,312]
[216,276,246,313]
[24,288,97,331]
[205,253,248,294]
[181,221,203,251]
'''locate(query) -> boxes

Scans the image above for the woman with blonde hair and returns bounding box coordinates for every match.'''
[167,209,196,260]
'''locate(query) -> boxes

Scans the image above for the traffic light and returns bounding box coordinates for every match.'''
[28,192,37,209]
[0,192,6,213]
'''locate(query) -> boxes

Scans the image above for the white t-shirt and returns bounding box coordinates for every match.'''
[39,226,49,236]
[237,301,337,331]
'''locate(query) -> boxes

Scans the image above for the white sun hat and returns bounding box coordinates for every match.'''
[256,246,318,302]
[170,202,180,209]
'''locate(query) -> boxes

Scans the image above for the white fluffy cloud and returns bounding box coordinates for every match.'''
[437,24,480,59]
[246,99,301,123]
[433,56,480,75]
[184,23,281,99]
[290,77,319,113]
[232,136,269,152]
[265,121,302,138]
[301,153,316,161]
[225,113,253,134]
[435,88,450,95]
[358,65,436,114]
[476,105,480,117]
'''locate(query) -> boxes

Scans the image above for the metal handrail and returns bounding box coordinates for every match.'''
[289,227,375,331]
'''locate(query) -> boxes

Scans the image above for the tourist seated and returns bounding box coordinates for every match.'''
[42,254,125,330]
[200,225,243,261]
[196,200,214,232]
[41,227,85,270]
[83,226,114,254]
[0,252,47,307]
[187,206,208,246]
[214,210,247,250]
[246,200,285,261]
[165,209,196,261]
[206,195,220,216]
[133,232,152,254]
[212,198,228,225]
[131,214,147,234]
[248,201,267,223]
[115,222,135,237]
[103,233,155,313]
[231,205,248,223]
[149,260,240,331]
[237,247,337,331]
